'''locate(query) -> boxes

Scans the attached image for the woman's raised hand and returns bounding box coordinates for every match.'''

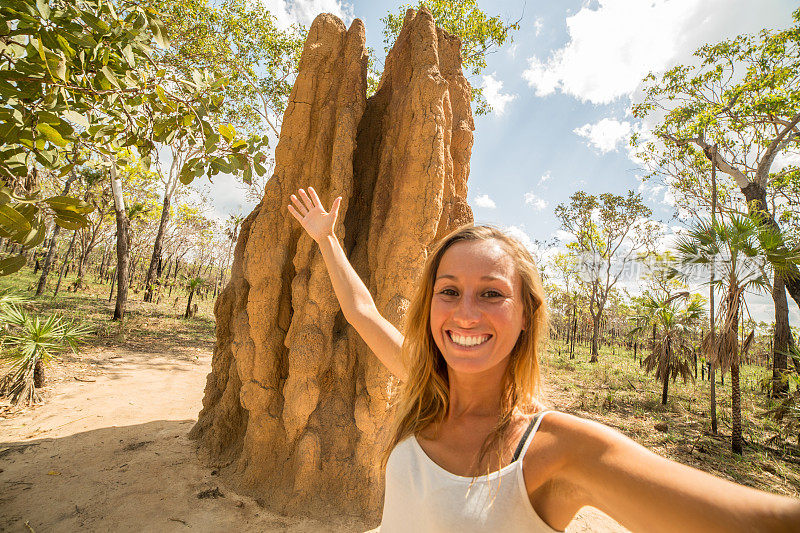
[287,187,341,244]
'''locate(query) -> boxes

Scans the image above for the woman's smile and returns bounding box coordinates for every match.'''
[446,330,493,349]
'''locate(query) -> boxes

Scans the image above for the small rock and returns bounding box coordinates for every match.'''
[197,487,224,499]
[654,422,668,432]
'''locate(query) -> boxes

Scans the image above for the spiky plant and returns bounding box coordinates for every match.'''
[632,292,703,405]
[671,214,800,454]
[183,276,205,319]
[0,305,92,405]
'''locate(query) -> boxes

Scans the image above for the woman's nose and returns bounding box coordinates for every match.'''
[453,295,481,325]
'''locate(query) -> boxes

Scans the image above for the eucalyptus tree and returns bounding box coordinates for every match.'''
[381,0,519,115]
[550,251,583,358]
[672,214,799,454]
[555,191,659,362]
[632,9,800,394]
[138,0,303,302]
[0,0,272,325]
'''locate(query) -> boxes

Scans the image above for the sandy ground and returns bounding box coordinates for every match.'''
[0,346,626,532]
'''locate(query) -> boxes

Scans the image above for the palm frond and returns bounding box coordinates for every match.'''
[0,307,93,405]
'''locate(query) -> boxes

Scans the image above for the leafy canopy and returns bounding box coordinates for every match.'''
[0,0,271,274]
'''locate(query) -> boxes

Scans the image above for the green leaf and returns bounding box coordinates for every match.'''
[53,211,88,230]
[35,122,68,147]
[45,195,94,214]
[218,123,235,142]
[100,65,120,89]
[63,109,89,128]
[80,10,109,33]
[122,44,134,66]
[147,14,169,48]
[22,218,46,248]
[35,0,50,20]
[0,255,27,276]
[0,204,32,234]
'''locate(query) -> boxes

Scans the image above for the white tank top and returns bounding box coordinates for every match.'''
[378,411,558,532]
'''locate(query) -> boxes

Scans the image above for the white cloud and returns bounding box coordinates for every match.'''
[554,229,574,242]
[522,0,794,104]
[574,118,632,153]
[507,43,518,58]
[482,73,517,115]
[259,0,354,31]
[538,171,552,186]
[524,192,548,211]
[505,225,536,253]
[473,194,497,209]
[534,17,544,36]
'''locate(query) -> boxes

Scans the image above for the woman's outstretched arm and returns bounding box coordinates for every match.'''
[530,412,800,533]
[288,187,406,380]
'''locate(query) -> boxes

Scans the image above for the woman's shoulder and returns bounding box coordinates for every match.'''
[525,411,629,467]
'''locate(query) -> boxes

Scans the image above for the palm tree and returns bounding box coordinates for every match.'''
[672,214,799,454]
[0,303,91,405]
[184,276,205,318]
[632,292,703,405]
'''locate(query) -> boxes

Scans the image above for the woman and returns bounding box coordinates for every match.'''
[288,187,799,532]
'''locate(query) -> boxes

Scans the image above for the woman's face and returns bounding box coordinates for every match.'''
[430,239,525,376]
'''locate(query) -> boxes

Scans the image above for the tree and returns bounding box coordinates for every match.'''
[381,0,519,115]
[555,191,659,362]
[0,300,91,405]
[550,251,581,359]
[183,275,204,318]
[632,291,703,405]
[672,214,799,454]
[139,0,303,302]
[633,9,800,394]
[0,0,272,311]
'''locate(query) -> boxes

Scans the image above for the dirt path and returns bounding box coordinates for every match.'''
[0,347,625,532]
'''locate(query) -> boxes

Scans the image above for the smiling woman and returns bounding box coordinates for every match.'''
[288,187,800,532]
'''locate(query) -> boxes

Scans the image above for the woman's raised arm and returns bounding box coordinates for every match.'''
[288,187,406,380]
[534,412,800,533]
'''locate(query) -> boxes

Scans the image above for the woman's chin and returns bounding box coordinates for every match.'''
[443,352,510,376]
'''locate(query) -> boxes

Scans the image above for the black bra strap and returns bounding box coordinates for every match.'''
[511,411,544,462]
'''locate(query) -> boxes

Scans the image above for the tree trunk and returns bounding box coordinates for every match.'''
[53,230,78,297]
[109,160,130,321]
[590,312,600,362]
[184,289,194,319]
[740,181,800,312]
[570,308,577,359]
[661,376,669,405]
[35,175,76,296]
[731,362,743,455]
[144,192,171,302]
[34,358,45,388]
[772,272,791,397]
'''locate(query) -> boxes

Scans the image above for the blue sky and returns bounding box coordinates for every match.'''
[201,0,799,323]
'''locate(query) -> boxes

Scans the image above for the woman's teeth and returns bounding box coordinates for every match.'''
[450,332,490,347]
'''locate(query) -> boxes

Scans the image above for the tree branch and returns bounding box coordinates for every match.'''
[756,111,800,184]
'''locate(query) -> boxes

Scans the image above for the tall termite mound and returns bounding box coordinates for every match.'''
[190,8,474,520]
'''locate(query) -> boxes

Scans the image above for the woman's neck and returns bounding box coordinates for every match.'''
[446,358,509,421]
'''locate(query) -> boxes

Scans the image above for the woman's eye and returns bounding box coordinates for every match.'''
[439,288,458,296]
[484,290,503,298]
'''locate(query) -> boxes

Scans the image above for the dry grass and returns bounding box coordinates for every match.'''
[542,342,800,498]
[0,268,217,353]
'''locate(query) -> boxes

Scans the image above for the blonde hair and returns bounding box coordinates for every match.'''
[383,225,549,474]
